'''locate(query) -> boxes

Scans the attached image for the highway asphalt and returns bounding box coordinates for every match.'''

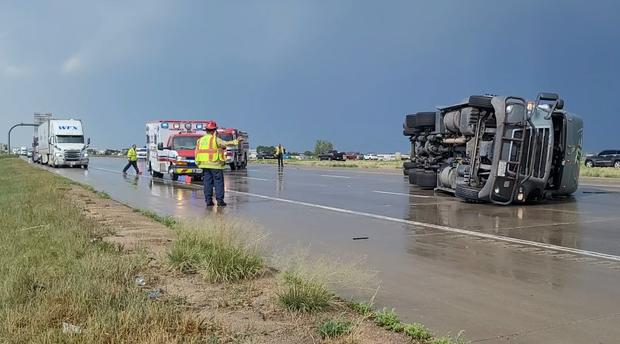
[34,157,620,343]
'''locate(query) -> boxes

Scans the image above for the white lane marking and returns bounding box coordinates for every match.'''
[320,174,352,179]
[581,183,620,189]
[242,176,270,181]
[373,190,434,198]
[226,189,620,263]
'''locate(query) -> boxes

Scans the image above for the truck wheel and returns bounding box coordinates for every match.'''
[615,161,620,169]
[409,168,424,185]
[405,114,416,128]
[468,95,494,110]
[83,165,89,170]
[151,169,164,179]
[455,184,482,203]
[413,112,436,129]
[585,160,593,168]
[415,170,437,189]
[403,162,416,170]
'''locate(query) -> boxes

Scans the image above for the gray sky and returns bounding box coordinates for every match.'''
[2,0,619,153]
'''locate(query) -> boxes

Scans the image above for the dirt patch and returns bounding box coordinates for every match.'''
[68,186,414,343]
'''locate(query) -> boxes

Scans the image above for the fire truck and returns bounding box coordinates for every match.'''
[146,120,209,180]
[217,128,250,170]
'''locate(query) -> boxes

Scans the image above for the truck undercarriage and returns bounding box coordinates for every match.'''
[403,93,583,205]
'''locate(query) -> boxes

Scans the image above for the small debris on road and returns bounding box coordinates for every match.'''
[135,276,146,286]
[148,288,163,300]
[352,236,369,240]
[62,322,82,334]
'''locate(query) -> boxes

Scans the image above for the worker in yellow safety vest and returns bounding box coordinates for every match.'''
[122,144,141,175]
[275,144,286,168]
[195,121,242,207]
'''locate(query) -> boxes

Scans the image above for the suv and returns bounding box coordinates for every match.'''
[402,92,583,205]
[584,150,620,168]
[318,150,346,161]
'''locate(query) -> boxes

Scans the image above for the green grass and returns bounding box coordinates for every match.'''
[277,272,333,313]
[403,323,433,342]
[139,209,177,228]
[580,166,620,178]
[168,219,265,283]
[0,157,209,343]
[430,332,468,344]
[349,301,374,317]
[318,316,353,339]
[374,308,404,332]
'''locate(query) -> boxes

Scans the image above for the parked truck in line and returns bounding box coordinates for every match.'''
[402,93,583,205]
[34,118,90,168]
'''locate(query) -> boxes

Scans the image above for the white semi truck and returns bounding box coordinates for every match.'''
[34,118,90,168]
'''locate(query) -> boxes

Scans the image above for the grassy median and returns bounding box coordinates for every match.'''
[580,166,620,178]
[0,157,207,343]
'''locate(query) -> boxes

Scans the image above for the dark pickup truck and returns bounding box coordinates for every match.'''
[318,150,346,161]
[585,150,620,168]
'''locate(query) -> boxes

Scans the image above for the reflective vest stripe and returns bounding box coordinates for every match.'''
[195,134,225,165]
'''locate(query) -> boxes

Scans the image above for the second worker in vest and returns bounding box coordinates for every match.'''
[195,121,242,207]
[275,144,286,168]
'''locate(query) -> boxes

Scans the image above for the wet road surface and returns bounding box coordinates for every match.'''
[35,158,620,343]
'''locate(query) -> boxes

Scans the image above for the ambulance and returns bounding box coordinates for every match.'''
[145,120,210,181]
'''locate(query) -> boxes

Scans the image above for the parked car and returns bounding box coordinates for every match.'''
[584,150,620,168]
[257,152,276,159]
[363,154,379,160]
[318,150,346,161]
[345,152,362,160]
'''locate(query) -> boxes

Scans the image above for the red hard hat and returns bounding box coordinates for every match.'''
[206,121,217,130]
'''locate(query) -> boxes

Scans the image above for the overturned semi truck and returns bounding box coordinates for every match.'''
[402,93,583,205]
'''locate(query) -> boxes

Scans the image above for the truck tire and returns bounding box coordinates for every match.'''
[150,165,164,179]
[414,170,437,189]
[614,161,620,169]
[585,160,593,168]
[413,112,436,129]
[403,162,416,170]
[408,170,417,184]
[405,114,416,128]
[403,127,419,136]
[468,95,494,110]
[455,184,482,203]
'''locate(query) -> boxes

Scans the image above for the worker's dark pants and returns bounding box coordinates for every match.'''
[203,169,225,203]
[277,154,284,167]
[123,160,139,174]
